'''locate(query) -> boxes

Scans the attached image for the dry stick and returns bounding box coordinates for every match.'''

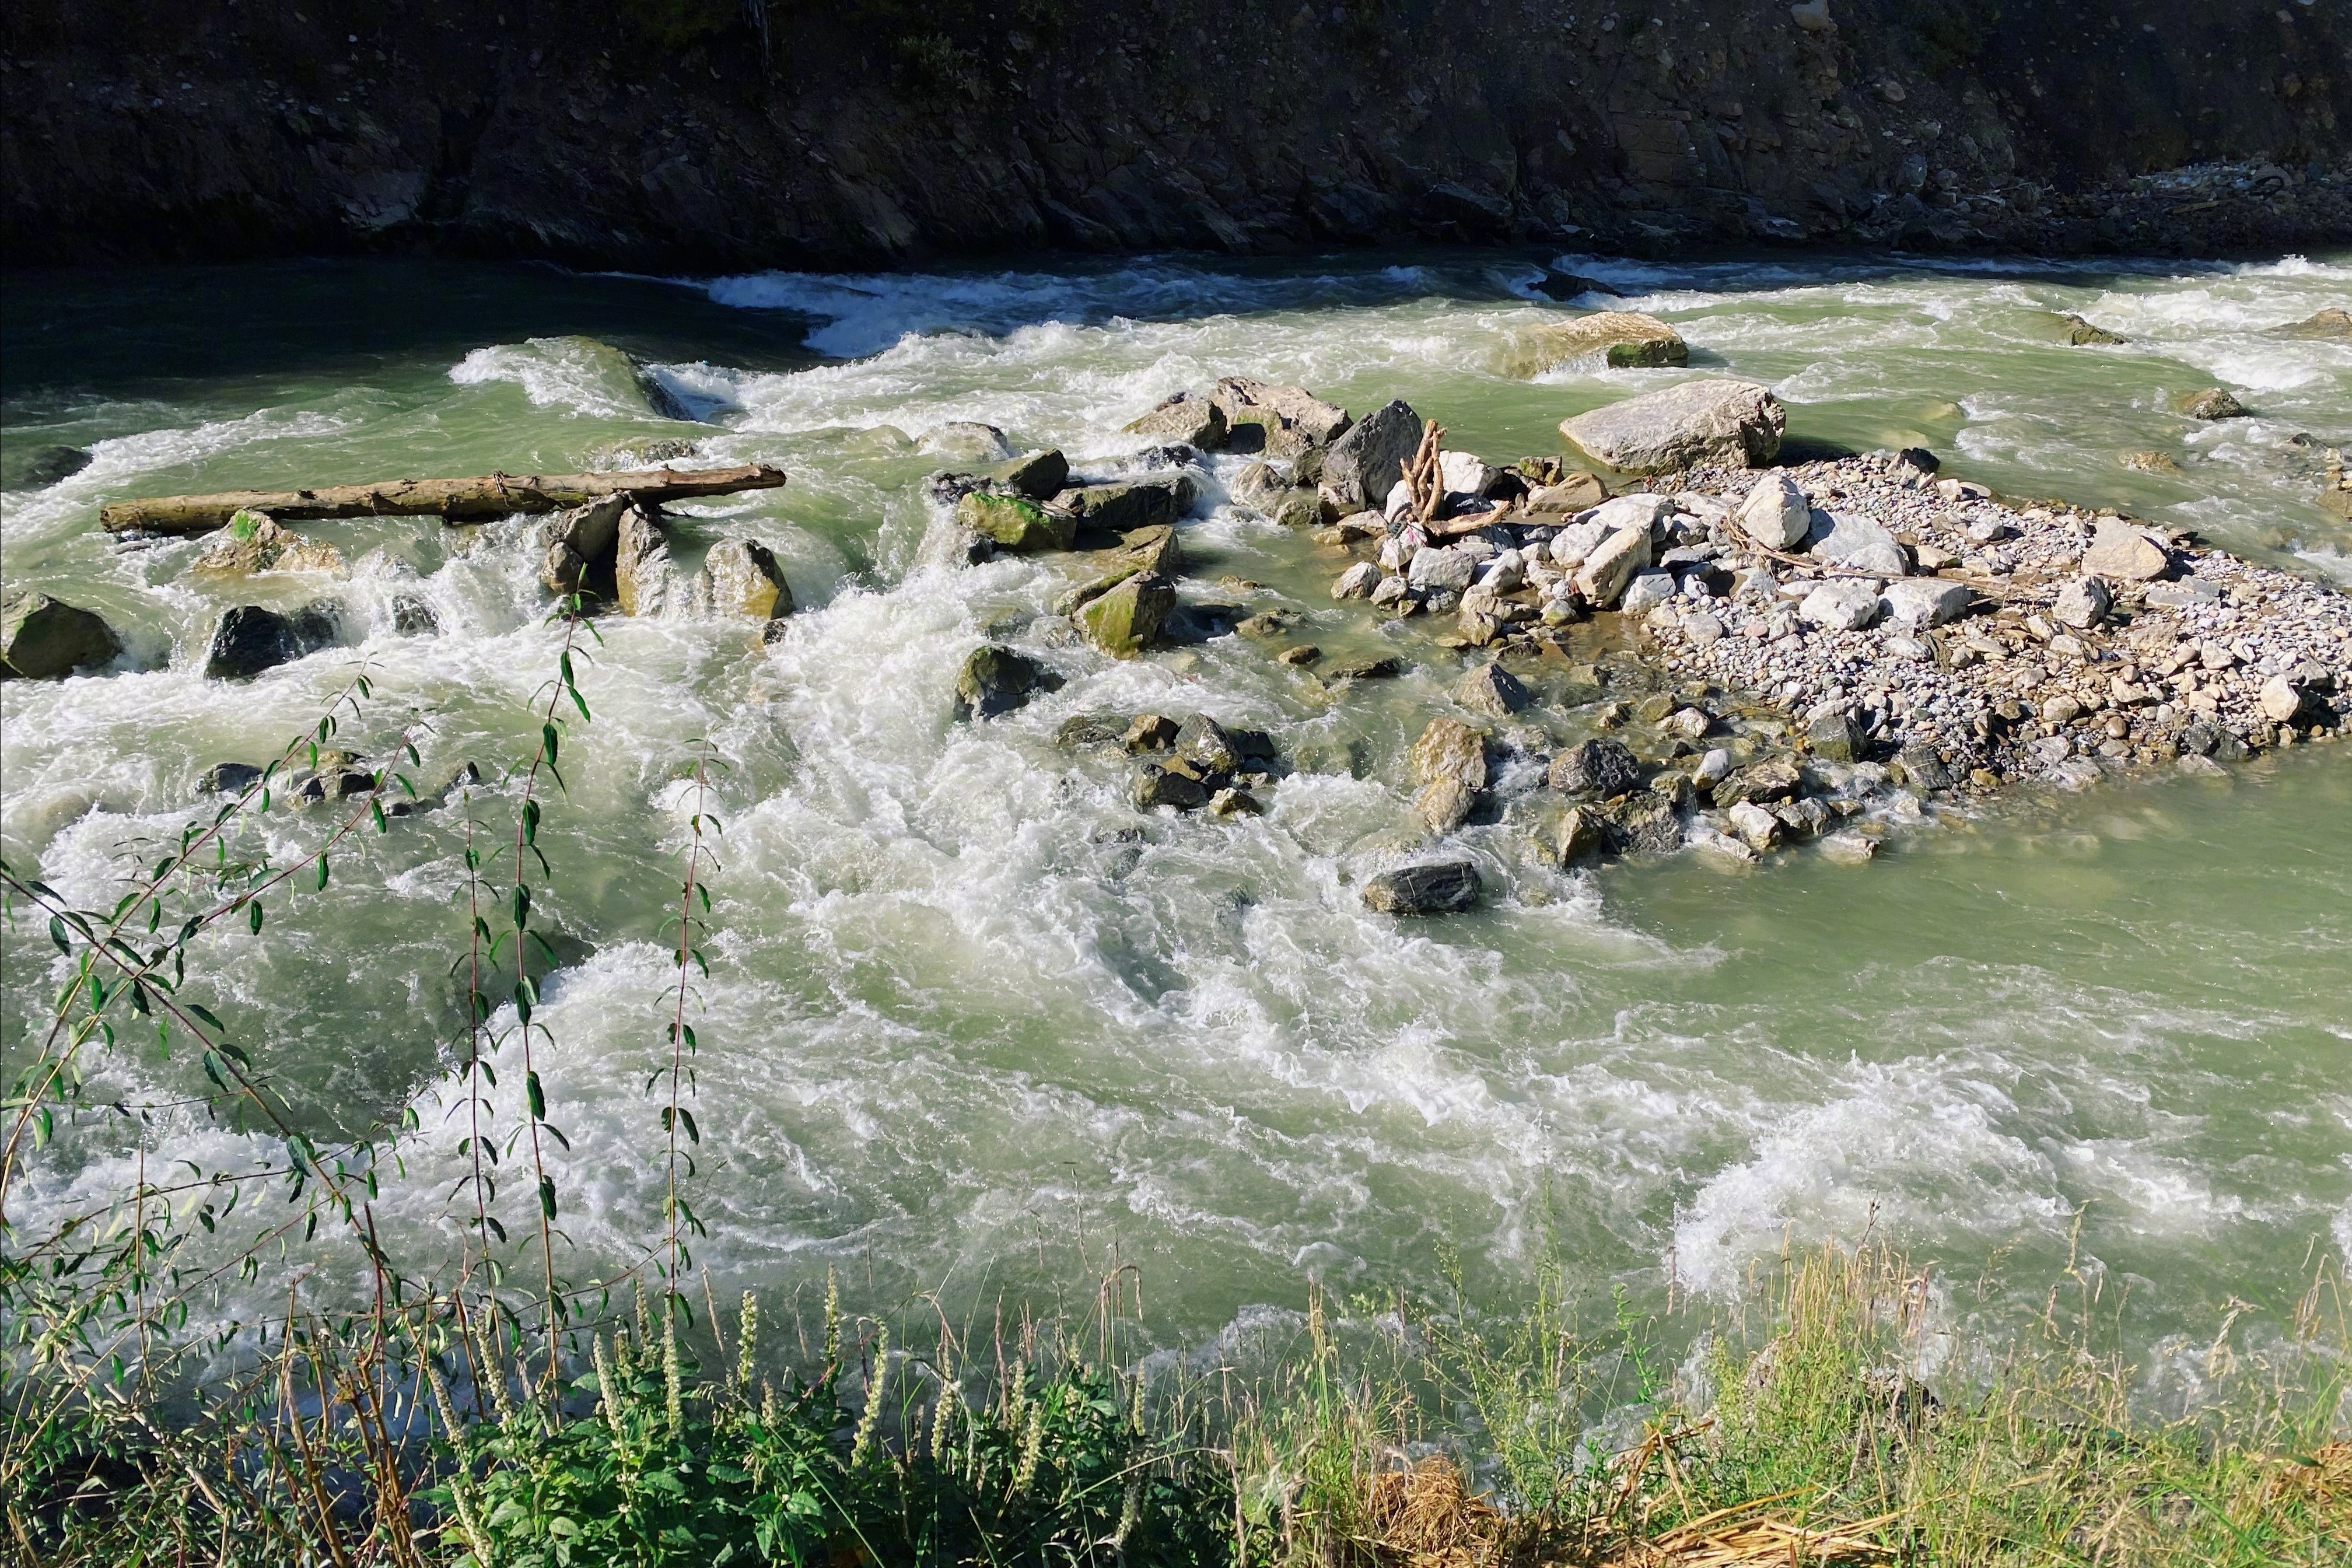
[97,463,790,535]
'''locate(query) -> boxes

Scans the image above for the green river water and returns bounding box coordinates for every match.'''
[2,250,2348,1387]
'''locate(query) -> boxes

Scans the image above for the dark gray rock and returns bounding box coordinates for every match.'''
[1132,763,1208,811]
[954,643,1059,720]
[1807,708,1868,763]
[1173,715,1241,776]
[15,444,93,488]
[1548,737,1643,799]
[1321,398,1422,510]
[200,761,264,794]
[1362,859,1482,915]
[990,448,1071,499]
[204,602,338,679]
[2,590,121,680]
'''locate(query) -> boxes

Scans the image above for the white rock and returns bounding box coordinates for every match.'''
[1819,831,1877,864]
[1476,550,1525,592]
[1408,545,1477,592]
[1694,747,1731,788]
[1686,612,1726,645]
[1332,561,1381,600]
[2053,576,2111,629]
[1807,509,1908,578]
[1549,522,1608,566]
[1620,569,1679,614]
[1799,579,1882,631]
[1728,801,1783,849]
[1379,534,1418,572]
[1880,578,1972,628]
[1440,450,1496,497]
[1384,478,1416,521]
[1737,473,1811,551]
[1573,523,1654,607]
[1587,494,1676,538]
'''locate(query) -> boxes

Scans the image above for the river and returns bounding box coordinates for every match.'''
[3,249,2348,1385]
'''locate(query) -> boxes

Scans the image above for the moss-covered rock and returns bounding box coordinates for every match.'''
[1077,570,1175,656]
[957,489,1076,552]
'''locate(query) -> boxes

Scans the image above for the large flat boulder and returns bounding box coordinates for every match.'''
[1362,860,1481,915]
[1499,311,1689,377]
[1558,379,1784,472]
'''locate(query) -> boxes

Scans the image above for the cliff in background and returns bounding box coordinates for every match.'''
[4,0,2349,272]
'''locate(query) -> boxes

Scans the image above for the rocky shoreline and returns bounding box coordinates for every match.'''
[914,362,2350,910]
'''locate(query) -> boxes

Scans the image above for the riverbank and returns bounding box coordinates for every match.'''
[12,1244,2347,1564]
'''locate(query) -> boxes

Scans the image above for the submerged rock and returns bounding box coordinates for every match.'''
[12,444,93,488]
[1362,859,1481,915]
[2175,387,2248,421]
[200,761,264,794]
[2272,307,2351,342]
[1499,310,1688,377]
[2056,313,2126,346]
[204,602,337,679]
[1559,380,1784,472]
[2,591,121,680]
[918,422,1016,463]
[954,644,1058,720]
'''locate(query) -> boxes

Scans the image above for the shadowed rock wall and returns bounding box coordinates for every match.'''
[3,0,2347,270]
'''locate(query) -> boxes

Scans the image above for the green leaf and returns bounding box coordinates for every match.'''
[247,902,264,935]
[48,916,68,956]
[510,884,531,931]
[541,723,560,768]
[522,800,540,846]
[316,858,330,891]
[526,1072,545,1121]
[538,1177,557,1220]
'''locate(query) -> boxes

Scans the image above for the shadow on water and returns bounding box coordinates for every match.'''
[0,257,825,410]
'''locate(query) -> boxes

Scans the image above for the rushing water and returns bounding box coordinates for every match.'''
[3,250,2349,1375]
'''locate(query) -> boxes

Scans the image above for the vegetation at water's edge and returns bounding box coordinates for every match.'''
[2,599,2346,1566]
[9,1242,2348,1566]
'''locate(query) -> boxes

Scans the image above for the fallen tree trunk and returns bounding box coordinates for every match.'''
[98,465,789,536]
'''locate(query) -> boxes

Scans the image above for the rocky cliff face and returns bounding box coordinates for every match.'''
[4,0,2348,271]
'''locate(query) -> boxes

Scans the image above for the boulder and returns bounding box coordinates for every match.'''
[1077,571,1175,656]
[1325,656,1403,682]
[3,592,121,680]
[1362,860,1482,915]
[2174,388,2248,421]
[204,602,337,679]
[2053,576,2112,629]
[954,645,1058,720]
[1132,764,1208,811]
[1805,510,1908,577]
[1799,580,1882,631]
[393,594,439,635]
[1453,661,1530,717]
[1572,523,1653,607]
[2258,675,2314,724]
[1879,578,1971,628]
[1737,473,1812,551]
[1596,790,1686,856]
[1321,398,1422,509]
[538,494,629,595]
[2121,450,2183,474]
[918,422,1016,463]
[1124,393,1228,448]
[701,538,794,621]
[2272,307,2351,342]
[1806,708,1868,762]
[1548,521,1608,567]
[1499,311,1689,377]
[1408,545,1477,594]
[1620,570,1678,614]
[2081,519,2171,582]
[1332,561,1381,600]
[1174,715,1242,776]
[1552,804,1606,864]
[614,504,675,615]
[189,510,345,576]
[1440,450,1498,499]
[1526,473,1608,512]
[1548,737,1642,799]
[989,449,1072,499]
[1212,377,1352,452]
[1727,801,1783,851]
[200,761,264,794]
[957,490,1076,554]
[1558,380,1784,472]
[2057,313,2126,345]
[1064,478,1193,535]
[1408,716,1488,832]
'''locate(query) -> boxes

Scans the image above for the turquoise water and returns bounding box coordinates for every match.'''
[3,250,2347,1379]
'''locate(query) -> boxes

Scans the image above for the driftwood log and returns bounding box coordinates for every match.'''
[97,465,790,536]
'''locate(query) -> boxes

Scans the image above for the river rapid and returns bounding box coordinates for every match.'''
[3,250,2349,1390]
